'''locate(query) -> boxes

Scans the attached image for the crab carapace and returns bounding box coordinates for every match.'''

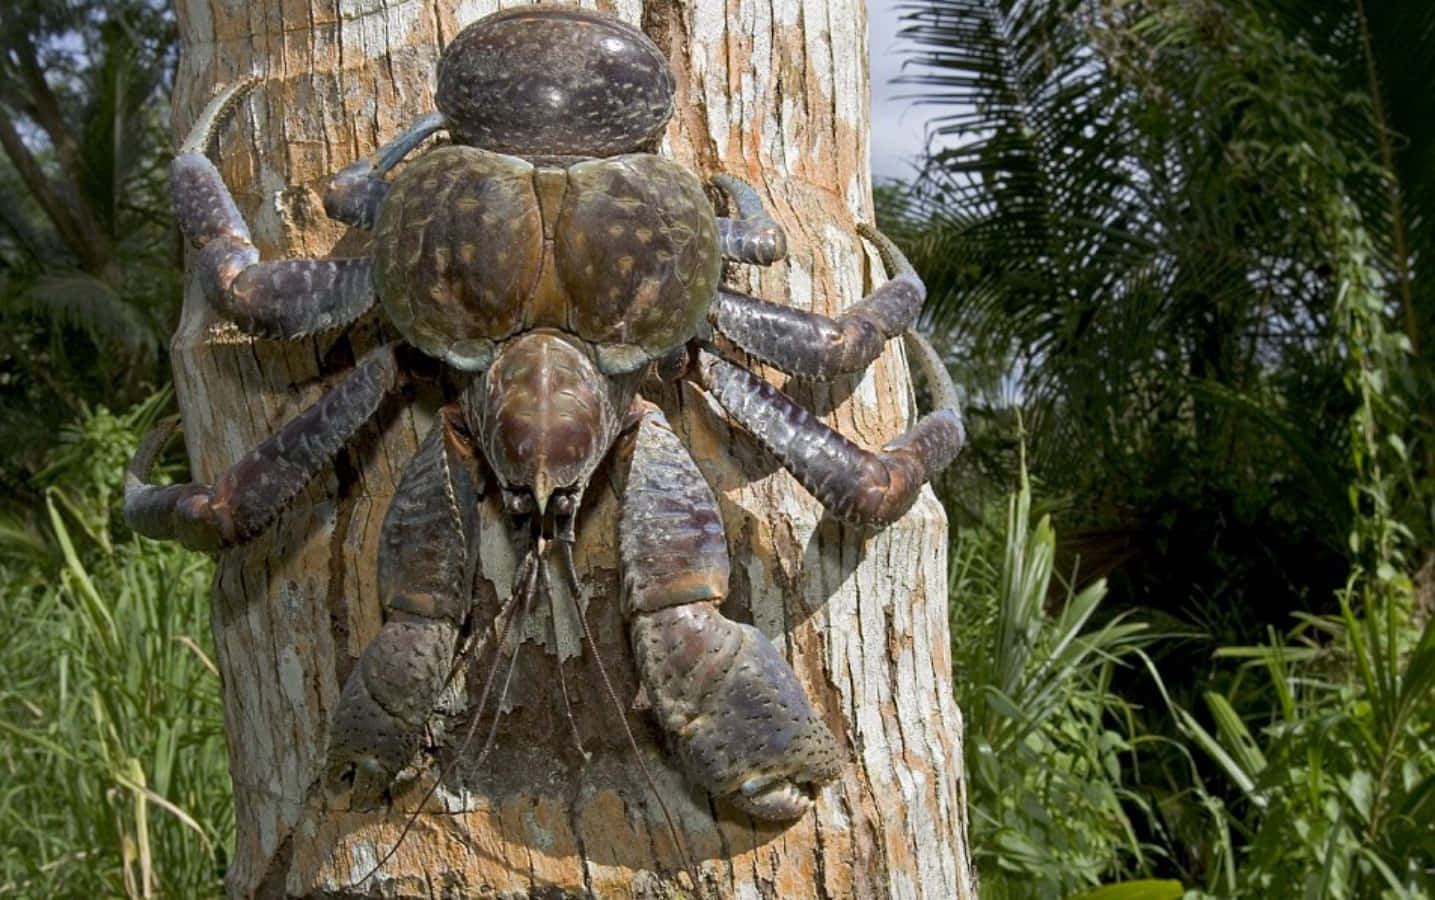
[126,4,963,821]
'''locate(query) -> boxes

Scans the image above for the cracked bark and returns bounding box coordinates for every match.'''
[170,1,974,897]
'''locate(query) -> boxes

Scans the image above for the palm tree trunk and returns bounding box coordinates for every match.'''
[170,1,974,896]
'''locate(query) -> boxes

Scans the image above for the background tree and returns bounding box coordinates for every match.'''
[890,0,1430,641]
[169,0,972,896]
[0,0,177,511]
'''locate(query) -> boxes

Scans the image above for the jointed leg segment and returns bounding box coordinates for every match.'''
[708,214,926,379]
[171,86,445,339]
[712,175,788,266]
[696,347,961,525]
[172,153,375,339]
[324,111,446,229]
[709,272,923,379]
[124,343,403,550]
[698,224,963,525]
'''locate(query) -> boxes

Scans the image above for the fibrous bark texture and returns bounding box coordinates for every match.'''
[169,0,975,896]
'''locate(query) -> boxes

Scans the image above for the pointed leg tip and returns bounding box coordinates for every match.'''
[180,76,262,156]
[126,417,181,490]
[857,222,916,278]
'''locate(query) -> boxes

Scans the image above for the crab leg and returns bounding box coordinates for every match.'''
[620,400,841,820]
[123,343,402,550]
[324,111,447,229]
[709,277,923,379]
[695,344,962,526]
[709,224,927,379]
[171,80,378,338]
[712,174,788,266]
[326,407,481,806]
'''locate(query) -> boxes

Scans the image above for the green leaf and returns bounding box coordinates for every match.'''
[1204,692,1268,775]
[1066,880,1185,900]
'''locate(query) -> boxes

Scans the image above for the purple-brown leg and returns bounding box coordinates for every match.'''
[696,226,963,525]
[709,224,925,379]
[326,407,482,806]
[171,84,437,338]
[620,400,841,819]
[712,174,788,266]
[323,111,446,229]
[696,345,962,525]
[123,343,402,550]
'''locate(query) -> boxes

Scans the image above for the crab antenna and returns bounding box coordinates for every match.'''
[179,76,261,156]
[452,560,533,770]
[551,596,588,760]
[471,573,532,767]
[557,539,581,598]
[565,577,704,895]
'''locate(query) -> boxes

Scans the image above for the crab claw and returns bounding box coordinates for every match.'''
[629,605,842,820]
[736,780,812,821]
[620,401,841,819]
[326,615,459,808]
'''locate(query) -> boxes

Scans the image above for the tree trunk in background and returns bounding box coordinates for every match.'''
[170,0,974,896]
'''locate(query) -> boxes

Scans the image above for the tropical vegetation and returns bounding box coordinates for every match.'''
[887,0,1434,896]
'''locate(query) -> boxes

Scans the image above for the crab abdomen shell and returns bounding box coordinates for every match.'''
[435,6,674,158]
[373,146,719,371]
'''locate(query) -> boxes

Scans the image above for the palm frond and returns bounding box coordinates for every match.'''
[4,272,159,361]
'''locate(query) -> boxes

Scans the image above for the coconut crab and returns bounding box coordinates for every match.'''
[125,5,963,822]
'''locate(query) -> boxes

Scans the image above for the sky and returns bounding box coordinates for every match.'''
[868,0,931,181]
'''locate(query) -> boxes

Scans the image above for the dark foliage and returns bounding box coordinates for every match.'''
[885,0,1422,643]
[0,0,179,514]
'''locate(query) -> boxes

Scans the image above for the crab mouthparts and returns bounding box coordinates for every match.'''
[508,498,582,606]
[510,536,581,613]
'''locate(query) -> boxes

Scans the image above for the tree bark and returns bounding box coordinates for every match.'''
[169,1,975,897]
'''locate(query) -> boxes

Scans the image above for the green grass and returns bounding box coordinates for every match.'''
[1155,592,1435,898]
[0,399,231,897]
[950,467,1435,898]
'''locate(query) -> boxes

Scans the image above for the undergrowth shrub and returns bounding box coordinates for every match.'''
[1161,600,1435,898]
[0,394,230,897]
[951,468,1179,899]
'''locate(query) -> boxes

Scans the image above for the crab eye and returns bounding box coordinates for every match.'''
[503,491,535,517]
[551,493,577,518]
